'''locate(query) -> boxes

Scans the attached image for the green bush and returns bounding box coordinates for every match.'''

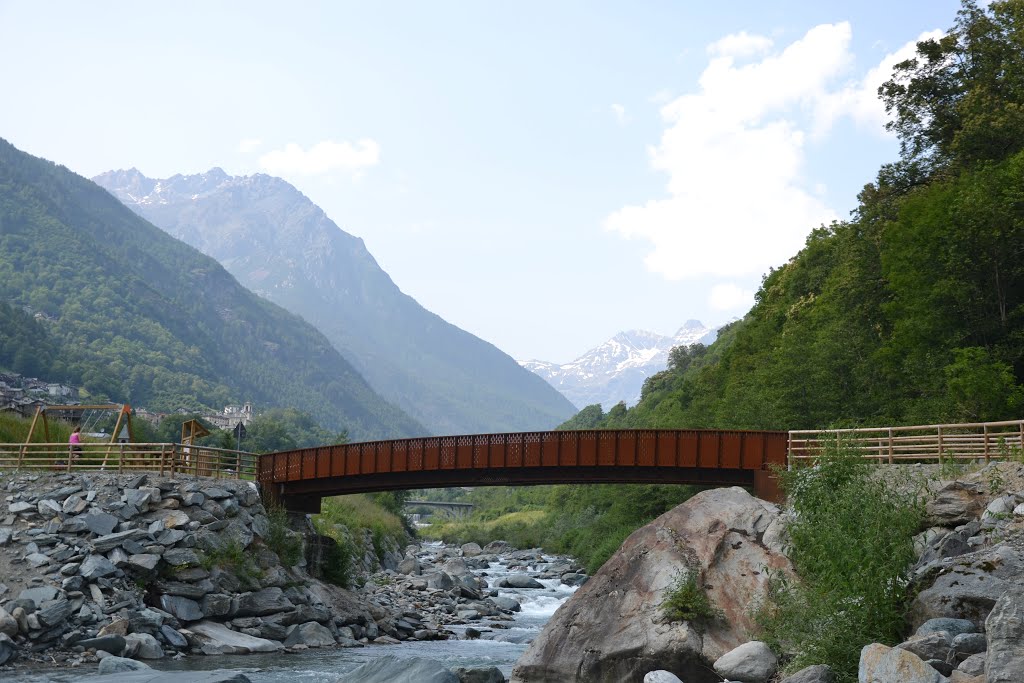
[661,570,720,623]
[758,446,924,682]
[265,507,304,567]
[320,537,353,588]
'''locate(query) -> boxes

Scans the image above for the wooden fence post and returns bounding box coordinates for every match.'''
[937,425,944,465]
[888,428,894,464]
[984,424,990,463]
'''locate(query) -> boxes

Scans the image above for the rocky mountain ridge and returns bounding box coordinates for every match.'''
[519,321,718,410]
[93,168,577,436]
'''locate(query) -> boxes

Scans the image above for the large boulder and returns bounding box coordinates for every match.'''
[909,545,1024,629]
[712,641,777,683]
[187,620,284,655]
[925,482,986,527]
[511,487,792,683]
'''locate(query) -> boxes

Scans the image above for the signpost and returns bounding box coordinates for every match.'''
[233,421,247,452]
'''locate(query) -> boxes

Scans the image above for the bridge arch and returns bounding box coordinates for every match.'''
[258,429,787,513]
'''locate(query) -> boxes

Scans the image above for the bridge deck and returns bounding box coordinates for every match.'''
[258,429,787,512]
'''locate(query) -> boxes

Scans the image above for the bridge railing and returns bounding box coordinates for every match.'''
[0,442,258,479]
[788,419,1024,465]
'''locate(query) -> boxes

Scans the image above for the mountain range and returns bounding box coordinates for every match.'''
[92,168,577,435]
[519,321,718,410]
[0,138,422,441]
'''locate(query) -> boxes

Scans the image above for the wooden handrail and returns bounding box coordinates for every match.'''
[788,419,1024,465]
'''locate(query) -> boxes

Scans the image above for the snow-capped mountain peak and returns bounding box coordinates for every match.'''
[519,322,719,410]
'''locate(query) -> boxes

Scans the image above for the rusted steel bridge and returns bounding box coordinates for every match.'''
[257,429,788,513]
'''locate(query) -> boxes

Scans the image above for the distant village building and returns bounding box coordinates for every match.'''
[204,402,255,430]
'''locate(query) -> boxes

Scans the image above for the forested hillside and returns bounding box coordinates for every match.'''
[577,1,1024,431]
[0,139,424,440]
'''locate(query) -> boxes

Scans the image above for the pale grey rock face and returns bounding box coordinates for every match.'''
[910,546,1024,629]
[97,655,151,673]
[124,632,164,659]
[897,632,953,663]
[187,620,284,655]
[984,586,1024,683]
[80,554,118,580]
[512,487,791,683]
[341,654,460,683]
[712,641,778,683]
[643,673,684,683]
[925,482,986,527]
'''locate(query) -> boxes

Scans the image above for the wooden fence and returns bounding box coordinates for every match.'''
[0,442,257,479]
[788,419,1024,465]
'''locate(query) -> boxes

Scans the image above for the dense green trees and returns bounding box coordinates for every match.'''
[571,0,1024,433]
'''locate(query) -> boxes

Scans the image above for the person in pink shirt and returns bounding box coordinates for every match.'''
[69,426,82,460]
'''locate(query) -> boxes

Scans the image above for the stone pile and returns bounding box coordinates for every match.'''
[0,471,374,669]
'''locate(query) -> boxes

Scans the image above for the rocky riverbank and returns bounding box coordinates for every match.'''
[512,463,1024,683]
[0,471,587,682]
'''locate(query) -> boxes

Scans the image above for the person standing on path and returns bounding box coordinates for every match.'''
[69,426,82,460]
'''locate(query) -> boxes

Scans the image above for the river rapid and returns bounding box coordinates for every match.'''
[12,542,578,682]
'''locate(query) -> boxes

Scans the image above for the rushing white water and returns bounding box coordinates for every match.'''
[14,545,579,682]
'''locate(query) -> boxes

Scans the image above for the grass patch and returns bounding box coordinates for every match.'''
[314,493,407,569]
[199,540,262,585]
[757,446,924,683]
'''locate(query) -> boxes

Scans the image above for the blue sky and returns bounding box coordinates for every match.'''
[0,1,964,362]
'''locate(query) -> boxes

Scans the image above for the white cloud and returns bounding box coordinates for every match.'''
[610,103,627,125]
[258,139,380,176]
[707,31,773,59]
[238,138,263,153]
[605,22,938,281]
[813,30,944,137]
[709,283,755,311]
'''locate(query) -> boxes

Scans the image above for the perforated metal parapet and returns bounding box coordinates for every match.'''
[257,429,789,509]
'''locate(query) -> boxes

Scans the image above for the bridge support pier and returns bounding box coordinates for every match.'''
[753,469,783,503]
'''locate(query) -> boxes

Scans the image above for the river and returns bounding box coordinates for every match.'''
[11,542,578,682]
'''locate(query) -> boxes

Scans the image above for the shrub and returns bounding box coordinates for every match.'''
[758,445,924,682]
[265,507,303,567]
[661,569,720,623]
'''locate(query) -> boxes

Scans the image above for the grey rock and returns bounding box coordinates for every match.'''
[37,598,73,627]
[779,665,836,683]
[926,481,986,526]
[25,552,51,567]
[18,586,59,604]
[156,529,186,546]
[950,631,986,656]
[398,556,421,575]
[92,529,145,552]
[157,579,214,599]
[713,641,778,683]
[455,666,505,683]
[161,624,188,649]
[9,501,34,514]
[125,632,164,659]
[0,632,18,666]
[201,593,234,618]
[82,512,119,536]
[0,527,12,546]
[162,548,200,566]
[128,553,160,572]
[985,585,1024,683]
[78,634,126,654]
[560,572,588,586]
[127,608,165,633]
[80,554,119,580]
[62,495,87,514]
[916,617,978,638]
[897,632,953,663]
[958,652,986,676]
[234,587,295,617]
[283,621,335,647]
[98,655,151,673]
[341,654,459,683]
[59,517,90,533]
[202,487,232,500]
[0,608,16,638]
[858,643,946,683]
[109,546,130,567]
[490,596,521,612]
[37,499,62,517]
[498,575,544,589]
[188,620,284,655]
[159,595,204,622]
